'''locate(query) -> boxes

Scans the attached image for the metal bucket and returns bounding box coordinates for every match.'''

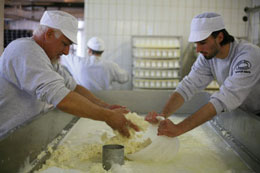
[102,144,124,171]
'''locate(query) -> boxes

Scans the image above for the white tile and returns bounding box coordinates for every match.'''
[131,0,139,6]
[238,23,247,38]
[117,20,124,36]
[154,6,162,21]
[109,20,117,35]
[231,9,239,23]
[201,0,209,9]
[109,4,117,20]
[185,0,194,8]
[179,0,186,8]
[85,20,93,34]
[199,8,207,14]
[231,0,239,9]
[125,5,132,21]
[177,22,184,36]
[86,6,93,19]
[224,0,232,9]
[171,0,179,7]
[170,8,178,22]
[117,4,124,20]
[140,6,147,21]
[154,0,161,6]
[101,3,109,19]
[168,22,177,35]
[231,24,238,37]
[131,21,139,35]
[254,0,260,6]
[216,0,224,9]
[147,5,155,21]
[139,21,147,35]
[185,8,193,22]
[132,4,139,21]
[180,7,187,22]
[124,21,131,36]
[162,6,170,22]
[246,0,253,6]
[209,0,217,9]
[93,4,100,19]
[146,22,154,35]
[101,20,108,35]
[161,22,169,35]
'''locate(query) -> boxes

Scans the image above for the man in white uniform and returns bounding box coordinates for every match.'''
[145,12,260,137]
[0,10,138,138]
[61,37,129,91]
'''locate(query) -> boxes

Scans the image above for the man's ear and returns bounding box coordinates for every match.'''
[45,28,55,41]
[88,48,92,55]
[217,32,224,43]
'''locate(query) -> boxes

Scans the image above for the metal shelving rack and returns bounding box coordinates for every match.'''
[131,35,182,90]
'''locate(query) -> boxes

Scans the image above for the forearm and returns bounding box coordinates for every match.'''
[74,85,109,108]
[175,102,217,136]
[57,91,111,122]
[162,92,185,117]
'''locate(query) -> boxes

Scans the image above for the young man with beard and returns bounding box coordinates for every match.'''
[145,12,260,137]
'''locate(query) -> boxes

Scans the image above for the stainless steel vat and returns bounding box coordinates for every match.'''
[0,91,259,172]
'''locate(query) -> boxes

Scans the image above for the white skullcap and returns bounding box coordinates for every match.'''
[188,12,225,42]
[87,37,105,51]
[40,10,78,44]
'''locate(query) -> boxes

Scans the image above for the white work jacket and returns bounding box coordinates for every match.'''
[0,38,77,136]
[60,54,129,91]
[176,39,260,115]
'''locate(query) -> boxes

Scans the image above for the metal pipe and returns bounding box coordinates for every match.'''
[244,6,260,14]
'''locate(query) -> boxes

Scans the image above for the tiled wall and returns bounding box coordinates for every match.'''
[84,0,253,90]
[0,1,4,54]
[250,0,260,45]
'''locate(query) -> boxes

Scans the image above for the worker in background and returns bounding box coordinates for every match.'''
[145,12,260,137]
[60,37,129,91]
[0,10,138,138]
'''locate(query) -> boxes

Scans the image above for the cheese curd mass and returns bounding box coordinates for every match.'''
[36,113,251,173]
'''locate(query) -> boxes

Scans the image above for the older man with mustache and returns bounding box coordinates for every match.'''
[0,10,138,138]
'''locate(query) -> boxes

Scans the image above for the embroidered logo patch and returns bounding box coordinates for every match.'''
[234,60,251,74]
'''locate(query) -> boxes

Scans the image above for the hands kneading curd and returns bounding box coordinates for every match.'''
[145,111,179,138]
[106,107,140,138]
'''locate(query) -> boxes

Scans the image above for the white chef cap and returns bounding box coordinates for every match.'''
[87,37,105,51]
[188,12,225,42]
[40,10,78,44]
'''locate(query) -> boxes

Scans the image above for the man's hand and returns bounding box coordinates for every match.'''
[157,119,179,137]
[107,104,129,111]
[145,111,165,124]
[106,108,139,137]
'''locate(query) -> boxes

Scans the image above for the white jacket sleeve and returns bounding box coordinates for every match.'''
[210,44,260,114]
[176,55,214,101]
[53,63,77,91]
[0,39,76,107]
[109,62,129,84]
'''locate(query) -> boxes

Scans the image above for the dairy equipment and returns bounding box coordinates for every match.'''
[102,144,125,171]
[0,91,259,173]
[132,36,182,90]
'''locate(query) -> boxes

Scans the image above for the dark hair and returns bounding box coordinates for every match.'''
[211,29,234,46]
[88,47,104,55]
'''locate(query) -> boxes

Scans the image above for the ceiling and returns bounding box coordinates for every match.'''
[4,0,84,21]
